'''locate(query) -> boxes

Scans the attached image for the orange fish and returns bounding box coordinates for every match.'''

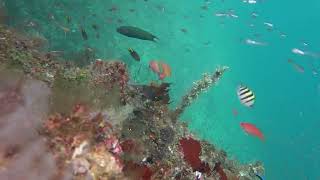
[149,61,160,74]
[149,61,171,80]
[159,63,171,80]
[240,122,264,141]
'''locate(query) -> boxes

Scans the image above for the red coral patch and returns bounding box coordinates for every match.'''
[179,137,212,175]
[123,162,153,180]
[213,162,227,180]
[120,139,135,153]
[179,137,202,171]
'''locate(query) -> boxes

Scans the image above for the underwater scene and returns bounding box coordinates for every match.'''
[0,0,319,179]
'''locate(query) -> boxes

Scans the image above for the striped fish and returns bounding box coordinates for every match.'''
[237,85,255,107]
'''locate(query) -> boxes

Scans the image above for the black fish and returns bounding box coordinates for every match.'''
[130,83,171,104]
[128,48,140,61]
[66,16,71,24]
[92,24,98,30]
[80,27,88,40]
[116,26,158,42]
[255,174,264,180]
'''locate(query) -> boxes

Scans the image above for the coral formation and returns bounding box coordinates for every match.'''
[0,25,264,180]
[172,66,229,120]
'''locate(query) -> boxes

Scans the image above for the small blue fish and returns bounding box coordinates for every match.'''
[255,173,265,180]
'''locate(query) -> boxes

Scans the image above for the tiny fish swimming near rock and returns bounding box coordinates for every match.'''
[128,48,140,61]
[245,38,267,46]
[80,27,88,40]
[255,173,265,180]
[292,48,305,55]
[129,82,171,104]
[237,85,255,107]
[288,59,304,73]
[92,24,98,31]
[66,15,71,24]
[263,22,274,30]
[292,48,319,58]
[116,26,158,42]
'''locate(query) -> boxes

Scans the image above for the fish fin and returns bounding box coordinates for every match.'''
[260,135,265,142]
[152,37,159,42]
[237,81,244,87]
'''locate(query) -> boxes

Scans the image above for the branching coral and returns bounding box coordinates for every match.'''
[172,66,229,120]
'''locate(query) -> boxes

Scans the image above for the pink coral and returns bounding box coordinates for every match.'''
[104,135,123,155]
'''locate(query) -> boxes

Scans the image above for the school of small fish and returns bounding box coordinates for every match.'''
[203,0,320,143]
[11,0,320,159]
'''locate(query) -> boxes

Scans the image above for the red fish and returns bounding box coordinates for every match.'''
[159,73,165,80]
[159,63,171,80]
[288,59,304,73]
[149,61,160,74]
[149,61,171,80]
[240,122,264,141]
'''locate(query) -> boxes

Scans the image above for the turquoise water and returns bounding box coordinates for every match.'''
[3,0,320,179]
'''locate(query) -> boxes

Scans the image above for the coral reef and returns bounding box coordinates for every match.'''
[172,66,229,120]
[0,25,264,180]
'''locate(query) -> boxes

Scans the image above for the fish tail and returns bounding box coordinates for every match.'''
[306,51,320,59]
[158,73,165,80]
[152,36,159,42]
[255,174,264,180]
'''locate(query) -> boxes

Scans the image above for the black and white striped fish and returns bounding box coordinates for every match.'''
[237,85,255,107]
